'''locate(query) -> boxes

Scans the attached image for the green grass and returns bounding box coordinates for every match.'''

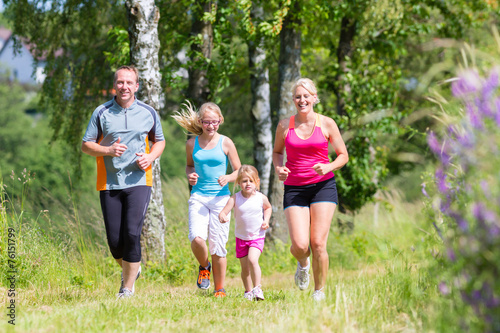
[0,177,461,332]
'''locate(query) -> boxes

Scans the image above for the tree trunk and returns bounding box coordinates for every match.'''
[248,2,272,196]
[187,0,215,106]
[126,0,166,263]
[268,2,301,242]
[335,16,357,118]
[335,15,357,232]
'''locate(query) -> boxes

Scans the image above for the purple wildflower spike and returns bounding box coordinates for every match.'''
[435,168,448,194]
[483,68,499,99]
[452,70,482,98]
[427,131,441,155]
[449,211,469,232]
[467,102,483,129]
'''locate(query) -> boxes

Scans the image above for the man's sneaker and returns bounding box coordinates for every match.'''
[117,287,134,299]
[294,258,310,290]
[243,291,254,301]
[119,265,142,294]
[214,288,226,298]
[312,289,326,302]
[197,262,211,290]
[252,285,264,301]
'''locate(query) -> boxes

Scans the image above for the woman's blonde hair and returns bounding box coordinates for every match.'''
[236,165,261,191]
[172,101,224,136]
[292,78,320,105]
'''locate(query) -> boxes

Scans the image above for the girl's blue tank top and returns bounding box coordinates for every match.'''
[191,135,230,197]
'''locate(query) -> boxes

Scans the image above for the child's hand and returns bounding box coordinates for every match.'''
[261,220,269,230]
[219,212,229,223]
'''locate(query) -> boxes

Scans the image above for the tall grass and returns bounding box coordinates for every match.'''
[0,172,459,332]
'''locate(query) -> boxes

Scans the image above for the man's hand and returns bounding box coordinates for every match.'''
[109,137,128,157]
[136,152,154,170]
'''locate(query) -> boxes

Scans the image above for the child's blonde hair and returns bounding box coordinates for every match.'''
[291,78,320,105]
[172,101,225,136]
[236,165,261,191]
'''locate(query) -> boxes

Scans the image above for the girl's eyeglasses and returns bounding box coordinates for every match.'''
[201,120,221,126]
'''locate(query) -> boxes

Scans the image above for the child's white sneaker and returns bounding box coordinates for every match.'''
[252,285,264,301]
[243,291,254,301]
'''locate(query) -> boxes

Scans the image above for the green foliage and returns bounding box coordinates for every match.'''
[3,0,127,179]
[103,27,130,71]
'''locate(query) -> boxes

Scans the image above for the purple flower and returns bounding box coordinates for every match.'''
[439,281,450,295]
[483,68,499,99]
[449,211,469,231]
[472,202,485,222]
[456,130,474,148]
[467,102,483,129]
[447,248,456,261]
[452,70,482,97]
[489,225,500,237]
[435,168,448,193]
[427,131,441,155]
[440,196,451,213]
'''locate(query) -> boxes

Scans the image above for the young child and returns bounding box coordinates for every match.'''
[219,165,272,300]
[172,101,241,298]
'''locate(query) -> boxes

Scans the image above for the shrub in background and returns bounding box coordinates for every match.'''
[426,66,500,331]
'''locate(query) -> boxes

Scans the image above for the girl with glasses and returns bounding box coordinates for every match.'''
[172,101,241,297]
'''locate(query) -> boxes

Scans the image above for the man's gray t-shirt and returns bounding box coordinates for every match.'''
[83,98,164,190]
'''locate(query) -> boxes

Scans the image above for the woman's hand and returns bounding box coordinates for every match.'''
[218,175,230,187]
[276,166,291,182]
[312,163,332,176]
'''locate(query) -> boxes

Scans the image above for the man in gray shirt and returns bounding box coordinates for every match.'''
[82,65,165,298]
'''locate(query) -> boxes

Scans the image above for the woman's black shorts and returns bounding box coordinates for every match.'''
[283,177,338,209]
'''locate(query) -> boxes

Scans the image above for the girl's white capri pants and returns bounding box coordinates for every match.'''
[188,193,230,257]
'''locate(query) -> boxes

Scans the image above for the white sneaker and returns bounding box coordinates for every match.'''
[252,285,264,301]
[312,289,325,301]
[294,259,310,290]
[243,291,254,301]
[117,287,134,299]
[119,265,142,294]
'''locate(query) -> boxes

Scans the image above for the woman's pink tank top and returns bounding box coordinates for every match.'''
[284,114,334,186]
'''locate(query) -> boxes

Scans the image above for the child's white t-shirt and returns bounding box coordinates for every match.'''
[234,191,266,240]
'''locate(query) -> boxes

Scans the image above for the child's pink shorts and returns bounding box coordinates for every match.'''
[235,237,265,258]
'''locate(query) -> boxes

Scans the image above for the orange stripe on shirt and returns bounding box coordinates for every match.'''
[145,136,153,187]
[96,135,107,191]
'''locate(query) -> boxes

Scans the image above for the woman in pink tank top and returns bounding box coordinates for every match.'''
[273,78,349,301]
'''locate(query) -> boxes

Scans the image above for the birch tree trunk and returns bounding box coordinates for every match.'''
[268,3,301,242]
[248,2,272,196]
[126,0,166,262]
[187,0,215,106]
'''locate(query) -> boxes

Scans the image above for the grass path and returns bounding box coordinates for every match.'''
[1,262,435,333]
